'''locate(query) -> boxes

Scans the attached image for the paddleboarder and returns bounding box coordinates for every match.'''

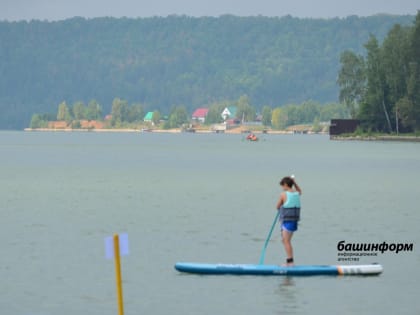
[276,176,302,266]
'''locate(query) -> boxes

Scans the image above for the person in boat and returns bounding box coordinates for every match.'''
[276,176,302,266]
[247,133,258,141]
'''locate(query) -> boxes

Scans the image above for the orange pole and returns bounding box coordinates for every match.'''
[113,234,124,315]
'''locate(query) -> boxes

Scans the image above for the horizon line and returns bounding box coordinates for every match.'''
[0,12,416,23]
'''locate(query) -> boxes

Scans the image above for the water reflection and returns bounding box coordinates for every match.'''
[275,277,300,315]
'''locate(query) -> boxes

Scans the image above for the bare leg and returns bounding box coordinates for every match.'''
[282,229,294,266]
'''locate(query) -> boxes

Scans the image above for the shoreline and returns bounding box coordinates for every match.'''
[24,127,326,135]
[23,128,419,142]
[330,135,420,142]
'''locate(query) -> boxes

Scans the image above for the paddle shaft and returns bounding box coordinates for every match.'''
[259,211,280,265]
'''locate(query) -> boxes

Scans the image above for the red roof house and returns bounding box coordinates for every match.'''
[192,108,209,123]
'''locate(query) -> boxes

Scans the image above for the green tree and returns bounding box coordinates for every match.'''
[406,12,420,130]
[312,117,322,133]
[271,107,287,130]
[111,98,129,126]
[127,103,145,123]
[410,11,420,61]
[57,101,72,121]
[382,24,410,108]
[319,103,349,121]
[152,110,161,125]
[86,100,102,120]
[236,95,256,122]
[29,114,47,128]
[205,101,226,124]
[283,105,299,126]
[406,62,420,130]
[300,101,320,123]
[72,101,86,120]
[168,106,189,128]
[261,105,272,126]
[337,50,366,118]
[343,12,420,132]
[396,97,416,130]
[360,35,392,132]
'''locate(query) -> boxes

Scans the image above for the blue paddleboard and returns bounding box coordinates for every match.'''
[175,262,383,276]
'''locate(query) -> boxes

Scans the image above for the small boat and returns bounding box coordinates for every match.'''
[246,133,258,141]
[174,262,383,276]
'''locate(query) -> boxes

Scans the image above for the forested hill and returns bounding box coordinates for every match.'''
[0,14,414,129]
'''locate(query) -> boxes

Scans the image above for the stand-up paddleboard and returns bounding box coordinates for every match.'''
[175,262,383,276]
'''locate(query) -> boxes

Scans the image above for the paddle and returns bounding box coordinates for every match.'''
[258,211,280,265]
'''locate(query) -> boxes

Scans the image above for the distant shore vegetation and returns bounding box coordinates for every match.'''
[29,94,348,132]
[338,11,420,133]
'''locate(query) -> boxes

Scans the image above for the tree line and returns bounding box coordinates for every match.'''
[30,95,348,129]
[30,100,103,128]
[30,98,191,129]
[338,11,420,133]
[0,14,414,129]
[204,96,348,128]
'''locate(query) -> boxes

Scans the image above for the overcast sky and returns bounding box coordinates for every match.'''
[0,0,418,21]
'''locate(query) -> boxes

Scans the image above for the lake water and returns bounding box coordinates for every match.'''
[1,131,419,315]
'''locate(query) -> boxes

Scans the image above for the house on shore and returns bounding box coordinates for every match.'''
[221,106,237,120]
[144,112,154,123]
[191,108,209,123]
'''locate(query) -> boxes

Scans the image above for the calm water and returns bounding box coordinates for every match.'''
[1,131,419,315]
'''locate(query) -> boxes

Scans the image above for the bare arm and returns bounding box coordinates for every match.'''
[276,192,286,210]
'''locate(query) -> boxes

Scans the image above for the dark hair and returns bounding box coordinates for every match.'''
[280,176,294,188]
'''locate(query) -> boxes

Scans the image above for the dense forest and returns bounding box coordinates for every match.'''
[338,11,420,133]
[0,14,415,129]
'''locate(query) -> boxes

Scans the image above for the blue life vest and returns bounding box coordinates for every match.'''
[279,191,301,221]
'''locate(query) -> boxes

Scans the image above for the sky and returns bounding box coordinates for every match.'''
[0,0,418,21]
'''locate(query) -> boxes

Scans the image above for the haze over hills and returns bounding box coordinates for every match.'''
[0,14,415,129]
[1,0,418,20]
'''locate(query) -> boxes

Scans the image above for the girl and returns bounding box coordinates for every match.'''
[276,176,302,266]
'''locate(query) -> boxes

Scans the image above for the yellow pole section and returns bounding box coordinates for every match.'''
[113,234,124,315]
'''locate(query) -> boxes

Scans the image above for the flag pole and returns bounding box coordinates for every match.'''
[113,234,124,315]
